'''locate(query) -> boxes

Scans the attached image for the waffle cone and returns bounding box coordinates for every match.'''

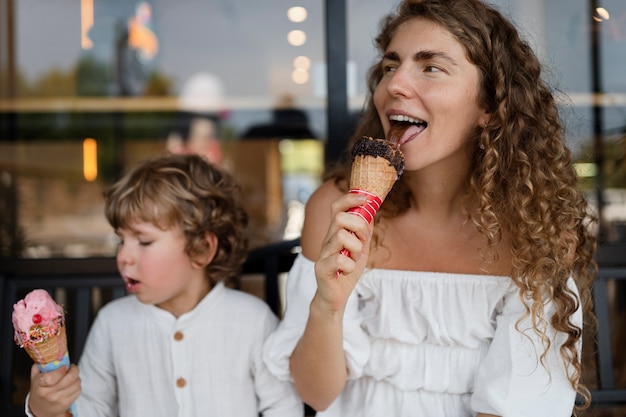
[350,155,399,200]
[24,325,68,364]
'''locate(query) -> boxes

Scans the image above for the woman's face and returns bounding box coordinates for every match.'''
[374,18,489,173]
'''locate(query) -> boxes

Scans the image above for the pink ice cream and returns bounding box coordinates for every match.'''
[12,289,64,348]
[13,289,77,415]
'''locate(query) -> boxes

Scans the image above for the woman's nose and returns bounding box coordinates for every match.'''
[386,68,413,98]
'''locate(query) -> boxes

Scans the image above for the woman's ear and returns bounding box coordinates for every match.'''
[192,232,218,269]
[478,111,490,128]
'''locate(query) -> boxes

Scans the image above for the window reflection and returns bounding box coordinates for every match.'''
[2,0,626,259]
[0,0,325,258]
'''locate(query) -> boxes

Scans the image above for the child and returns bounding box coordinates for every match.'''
[263,0,597,416]
[27,153,303,417]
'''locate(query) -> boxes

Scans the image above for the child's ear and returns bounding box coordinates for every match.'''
[192,232,218,269]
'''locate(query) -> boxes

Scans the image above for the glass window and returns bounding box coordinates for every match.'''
[2,0,626,259]
[0,0,326,258]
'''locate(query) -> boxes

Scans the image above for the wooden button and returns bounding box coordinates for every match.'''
[174,331,183,341]
[176,377,186,388]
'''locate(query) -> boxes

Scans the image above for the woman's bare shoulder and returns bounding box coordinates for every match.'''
[300,179,345,261]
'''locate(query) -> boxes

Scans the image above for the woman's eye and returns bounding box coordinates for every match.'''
[425,65,442,73]
[139,240,153,246]
[382,65,397,74]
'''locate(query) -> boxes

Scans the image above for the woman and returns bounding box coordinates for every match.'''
[263,0,596,416]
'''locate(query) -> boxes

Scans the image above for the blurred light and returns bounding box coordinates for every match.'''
[279,139,295,154]
[574,162,597,178]
[293,55,311,70]
[83,138,98,181]
[292,68,309,84]
[287,6,308,23]
[287,30,307,46]
[81,0,94,49]
[179,72,225,112]
[593,7,610,22]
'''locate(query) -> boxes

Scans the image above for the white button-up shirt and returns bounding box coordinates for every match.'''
[28,282,303,417]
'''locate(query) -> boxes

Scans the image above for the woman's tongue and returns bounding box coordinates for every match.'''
[388,123,424,146]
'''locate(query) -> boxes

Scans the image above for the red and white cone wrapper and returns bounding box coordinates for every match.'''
[346,190,382,224]
[339,189,382,258]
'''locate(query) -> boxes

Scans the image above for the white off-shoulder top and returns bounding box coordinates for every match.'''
[263,254,580,417]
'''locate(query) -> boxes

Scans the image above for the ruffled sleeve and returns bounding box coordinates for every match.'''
[471,278,581,417]
[262,254,370,381]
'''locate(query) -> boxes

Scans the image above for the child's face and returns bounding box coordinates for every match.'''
[115,221,210,317]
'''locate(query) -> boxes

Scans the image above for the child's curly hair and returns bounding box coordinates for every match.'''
[329,0,598,410]
[104,153,249,288]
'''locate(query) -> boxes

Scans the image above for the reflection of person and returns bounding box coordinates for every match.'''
[166,115,224,166]
[169,73,228,166]
[27,154,303,417]
[127,1,159,61]
[263,1,597,416]
[115,1,158,96]
[243,95,315,139]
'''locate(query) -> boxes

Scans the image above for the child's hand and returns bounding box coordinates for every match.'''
[28,363,81,417]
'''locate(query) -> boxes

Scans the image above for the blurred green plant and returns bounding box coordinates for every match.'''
[15,58,172,98]
[575,133,626,190]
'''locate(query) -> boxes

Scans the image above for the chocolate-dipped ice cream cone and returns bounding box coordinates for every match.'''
[347,136,405,223]
[338,137,404,265]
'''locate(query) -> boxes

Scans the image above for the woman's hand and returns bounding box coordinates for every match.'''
[313,191,373,314]
[290,188,374,410]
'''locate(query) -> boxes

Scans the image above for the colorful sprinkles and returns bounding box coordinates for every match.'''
[14,316,64,349]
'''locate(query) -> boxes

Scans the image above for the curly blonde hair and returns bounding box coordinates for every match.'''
[329,0,597,409]
[104,153,249,288]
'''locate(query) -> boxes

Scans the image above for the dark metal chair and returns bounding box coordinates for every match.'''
[589,244,626,405]
[0,257,124,416]
[240,238,300,317]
